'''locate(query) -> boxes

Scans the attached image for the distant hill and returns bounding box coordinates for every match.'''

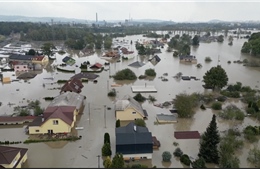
[0,15,175,24]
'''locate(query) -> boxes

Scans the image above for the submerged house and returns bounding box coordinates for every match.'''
[60,78,84,94]
[115,95,148,122]
[0,145,28,168]
[89,63,103,69]
[179,55,197,64]
[48,92,85,115]
[116,122,153,160]
[28,106,77,134]
[9,54,48,64]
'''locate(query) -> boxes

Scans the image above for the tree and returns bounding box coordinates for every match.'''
[102,143,112,156]
[104,133,110,144]
[173,93,198,118]
[116,119,120,128]
[192,35,200,46]
[162,151,172,162]
[41,42,56,57]
[173,147,183,157]
[103,156,112,168]
[111,153,124,168]
[198,114,220,164]
[192,158,206,168]
[145,68,156,76]
[217,35,224,42]
[203,65,228,90]
[113,68,137,80]
[27,49,36,55]
[134,119,146,127]
[247,147,260,167]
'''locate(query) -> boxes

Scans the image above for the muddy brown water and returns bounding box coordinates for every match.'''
[0,32,260,168]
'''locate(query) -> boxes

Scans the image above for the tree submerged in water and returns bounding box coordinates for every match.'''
[198,114,220,164]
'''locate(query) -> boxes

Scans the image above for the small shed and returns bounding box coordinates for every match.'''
[2,77,11,83]
[174,131,201,139]
[128,61,145,68]
[156,113,178,124]
[152,136,161,150]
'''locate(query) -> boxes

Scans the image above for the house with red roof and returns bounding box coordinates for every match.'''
[89,62,103,69]
[27,106,77,135]
[0,145,28,168]
[60,78,84,94]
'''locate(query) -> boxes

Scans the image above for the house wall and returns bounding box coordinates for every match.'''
[122,153,152,160]
[32,56,49,64]
[29,118,72,134]
[116,108,144,121]
[1,152,21,168]
[14,65,28,72]
[15,152,28,168]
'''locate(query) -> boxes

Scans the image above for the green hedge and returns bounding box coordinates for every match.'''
[57,67,75,73]
[23,136,81,144]
[43,97,55,101]
[0,141,22,145]
[81,67,104,73]
[57,80,68,83]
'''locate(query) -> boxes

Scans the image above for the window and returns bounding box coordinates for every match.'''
[53,120,59,125]
[35,130,39,132]
[132,112,136,114]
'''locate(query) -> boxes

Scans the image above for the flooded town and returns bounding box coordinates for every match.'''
[1,2,260,169]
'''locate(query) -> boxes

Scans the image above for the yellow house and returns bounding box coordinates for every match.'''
[0,145,28,168]
[115,95,148,122]
[31,55,49,64]
[28,106,77,135]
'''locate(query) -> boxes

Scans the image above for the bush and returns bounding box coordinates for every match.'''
[162,151,172,162]
[227,61,231,64]
[102,143,112,156]
[205,57,212,62]
[134,119,146,127]
[116,119,120,128]
[57,80,68,83]
[145,68,156,76]
[138,75,147,79]
[113,68,137,80]
[219,105,245,120]
[148,95,157,103]
[133,93,146,102]
[200,104,206,110]
[220,90,240,98]
[43,97,54,101]
[180,154,191,166]
[211,102,222,110]
[104,133,110,144]
[108,88,116,97]
[192,158,206,168]
[173,147,183,157]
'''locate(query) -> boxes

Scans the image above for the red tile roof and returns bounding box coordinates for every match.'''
[90,63,103,69]
[32,56,45,61]
[0,116,37,123]
[174,131,201,139]
[43,106,76,125]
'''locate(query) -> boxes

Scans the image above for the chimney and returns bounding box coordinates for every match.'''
[133,125,136,132]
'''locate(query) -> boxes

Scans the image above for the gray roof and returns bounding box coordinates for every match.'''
[128,61,145,68]
[116,122,152,145]
[48,92,85,110]
[9,54,35,61]
[156,113,178,122]
[115,95,147,117]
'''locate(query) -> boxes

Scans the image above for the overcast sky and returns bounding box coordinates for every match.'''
[0,0,260,22]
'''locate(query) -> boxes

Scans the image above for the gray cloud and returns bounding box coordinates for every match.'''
[0,1,259,22]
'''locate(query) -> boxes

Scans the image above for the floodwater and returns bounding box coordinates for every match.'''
[0,32,260,168]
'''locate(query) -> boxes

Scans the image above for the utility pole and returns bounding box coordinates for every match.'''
[104,105,107,128]
[107,80,109,93]
[97,155,100,168]
[88,102,90,124]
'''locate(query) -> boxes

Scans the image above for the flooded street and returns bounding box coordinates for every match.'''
[0,33,260,168]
